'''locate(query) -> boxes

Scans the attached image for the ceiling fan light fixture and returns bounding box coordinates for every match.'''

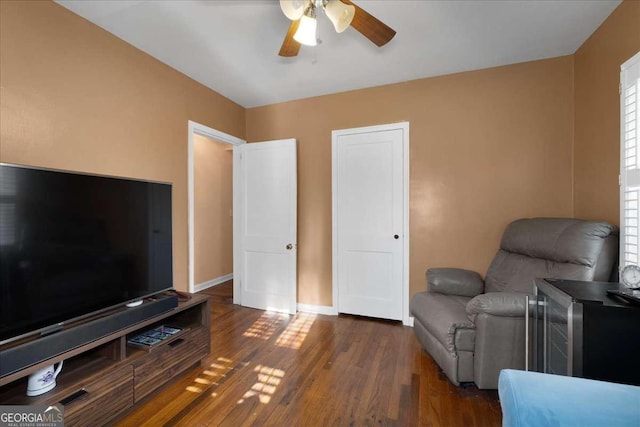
[293,6,317,46]
[279,0,306,21]
[323,0,355,33]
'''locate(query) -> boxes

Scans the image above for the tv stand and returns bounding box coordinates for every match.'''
[0,293,179,377]
[0,293,210,426]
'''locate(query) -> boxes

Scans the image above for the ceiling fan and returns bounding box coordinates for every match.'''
[278,0,396,57]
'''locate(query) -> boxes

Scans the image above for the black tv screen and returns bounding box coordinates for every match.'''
[0,164,173,343]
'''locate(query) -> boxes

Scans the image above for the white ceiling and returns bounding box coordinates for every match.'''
[56,0,621,108]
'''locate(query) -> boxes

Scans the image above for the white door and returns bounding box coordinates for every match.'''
[235,139,297,314]
[333,124,408,321]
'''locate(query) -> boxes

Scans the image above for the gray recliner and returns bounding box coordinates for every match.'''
[410,218,618,389]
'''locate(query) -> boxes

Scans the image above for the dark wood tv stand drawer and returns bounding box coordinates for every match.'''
[133,326,209,402]
[62,364,133,427]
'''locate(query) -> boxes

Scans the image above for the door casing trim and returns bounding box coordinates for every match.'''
[187,120,245,295]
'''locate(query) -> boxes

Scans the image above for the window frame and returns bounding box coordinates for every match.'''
[619,51,640,269]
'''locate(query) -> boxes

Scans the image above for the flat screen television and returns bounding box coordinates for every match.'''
[0,163,173,344]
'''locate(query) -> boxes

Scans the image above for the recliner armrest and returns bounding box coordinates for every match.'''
[466,292,530,319]
[427,268,484,297]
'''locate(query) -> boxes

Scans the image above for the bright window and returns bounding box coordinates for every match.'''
[620,51,640,268]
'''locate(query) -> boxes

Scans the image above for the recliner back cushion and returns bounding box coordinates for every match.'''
[485,218,618,293]
[485,251,595,293]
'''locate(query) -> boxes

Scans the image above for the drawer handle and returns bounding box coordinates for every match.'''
[59,389,88,405]
[168,338,185,348]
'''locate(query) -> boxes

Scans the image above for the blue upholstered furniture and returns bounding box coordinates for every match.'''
[498,369,640,427]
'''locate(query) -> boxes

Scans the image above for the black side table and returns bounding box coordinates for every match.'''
[529,278,640,386]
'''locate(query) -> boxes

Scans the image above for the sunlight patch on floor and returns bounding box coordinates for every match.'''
[275,313,316,349]
[243,312,286,340]
[237,365,285,405]
[185,356,236,393]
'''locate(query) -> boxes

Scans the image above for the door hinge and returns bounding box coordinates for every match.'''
[619,174,622,186]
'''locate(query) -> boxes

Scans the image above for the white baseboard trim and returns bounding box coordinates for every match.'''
[295,305,413,324]
[297,303,338,316]
[195,273,233,293]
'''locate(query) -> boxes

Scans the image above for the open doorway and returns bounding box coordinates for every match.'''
[187,121,245,299]
[194,134,233,295]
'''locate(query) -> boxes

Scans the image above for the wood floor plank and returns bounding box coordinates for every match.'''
[116,282,501,426]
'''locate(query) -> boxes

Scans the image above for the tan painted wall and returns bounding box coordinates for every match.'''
[573,0,640,225]
[246,57,575,306]
[194,135,233,284]
[4,0,629,307]
[0,1,245,292]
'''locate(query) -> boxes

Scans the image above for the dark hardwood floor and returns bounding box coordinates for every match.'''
[117,282,501,426]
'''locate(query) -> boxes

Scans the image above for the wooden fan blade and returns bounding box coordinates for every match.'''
[342,0,396,47]
[279,20,302,57]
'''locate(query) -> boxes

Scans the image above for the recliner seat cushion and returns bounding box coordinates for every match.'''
[410,292,475,352]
